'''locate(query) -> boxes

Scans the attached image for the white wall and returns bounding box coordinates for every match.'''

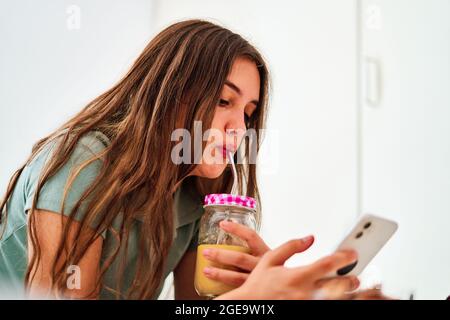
[360,0,450,299]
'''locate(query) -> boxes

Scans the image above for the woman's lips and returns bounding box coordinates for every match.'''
[221,145,236,159]
[214,145,236,159]
[222,147,228,159]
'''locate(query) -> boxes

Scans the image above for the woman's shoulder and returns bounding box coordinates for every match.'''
[22,130,112,203]
[19,130,112,223]
[78,130,111,155]
[27,130,111,170]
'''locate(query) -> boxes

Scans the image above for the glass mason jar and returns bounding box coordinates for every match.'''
[194,193,257,298]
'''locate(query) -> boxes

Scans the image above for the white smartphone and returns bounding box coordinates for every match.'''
[328,213,398,277]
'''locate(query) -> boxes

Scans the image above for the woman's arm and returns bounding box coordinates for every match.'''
[173,250,206,300]
[27,209,103,299]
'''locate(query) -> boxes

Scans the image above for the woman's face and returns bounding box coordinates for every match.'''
[191,57,260,179]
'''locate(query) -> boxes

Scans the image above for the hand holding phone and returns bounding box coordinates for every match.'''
[327,213,398,278]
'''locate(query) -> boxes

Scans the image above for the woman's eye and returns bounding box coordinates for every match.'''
[218,99,230,106]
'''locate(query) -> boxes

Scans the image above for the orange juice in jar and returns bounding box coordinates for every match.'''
[194,194,257,298]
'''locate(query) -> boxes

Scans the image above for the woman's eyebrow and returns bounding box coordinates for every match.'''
[224,80,259,105]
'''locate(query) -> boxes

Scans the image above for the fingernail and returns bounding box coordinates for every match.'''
[351,277,360,289]
[203,267,213,276]
[301,235,314,243]
[220,220,231,229]
[202,249,212,257]
[346,250,358,260]
[373,283,382,290]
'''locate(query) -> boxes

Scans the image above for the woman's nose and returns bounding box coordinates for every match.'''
[225,109,247,134]
[224,112,247,147]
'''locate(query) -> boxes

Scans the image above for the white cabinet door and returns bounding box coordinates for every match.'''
[360,0,450,299]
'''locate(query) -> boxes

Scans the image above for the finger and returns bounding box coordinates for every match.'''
[219,220,270,255]
[311,276,359,300]
[262,236,314,266]
[315,276,360,292]
[202,247,259,271]
[300,250,358,280]
[203,266,249,287]
[350,288,393,300]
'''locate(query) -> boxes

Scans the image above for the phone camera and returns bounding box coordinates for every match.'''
[364,222,372,229]
[355,231,363,239]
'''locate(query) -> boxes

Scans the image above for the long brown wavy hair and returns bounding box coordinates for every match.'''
[0,19,270,299]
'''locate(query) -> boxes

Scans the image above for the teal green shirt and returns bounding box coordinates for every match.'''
[0,131,204,299]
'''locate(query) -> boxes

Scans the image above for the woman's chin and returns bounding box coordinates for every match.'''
[194,163,226,179]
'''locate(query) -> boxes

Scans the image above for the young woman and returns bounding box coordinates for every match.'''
[0,19,361,300]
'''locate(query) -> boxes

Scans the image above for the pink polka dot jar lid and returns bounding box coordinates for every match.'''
[204,193,257,210]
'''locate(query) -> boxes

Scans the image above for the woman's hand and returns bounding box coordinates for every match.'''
[339,285,395,300]
[201,220,272,286]
[215,237,359,300]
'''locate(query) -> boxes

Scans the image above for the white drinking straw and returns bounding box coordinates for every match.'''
[227,150,238,195]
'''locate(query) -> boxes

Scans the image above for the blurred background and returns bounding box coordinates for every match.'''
[0,0,449,299]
